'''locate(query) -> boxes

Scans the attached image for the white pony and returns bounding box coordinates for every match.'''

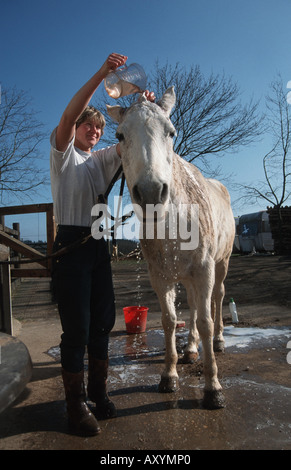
[107,88,235,409]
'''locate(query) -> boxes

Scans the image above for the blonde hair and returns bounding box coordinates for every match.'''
[76,106,106,135]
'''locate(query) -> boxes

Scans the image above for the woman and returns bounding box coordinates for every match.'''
[50,52,154,436]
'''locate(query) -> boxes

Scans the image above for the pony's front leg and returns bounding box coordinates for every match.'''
[195,262,225,409]
[154,283,179,392]
[197,297,225,409]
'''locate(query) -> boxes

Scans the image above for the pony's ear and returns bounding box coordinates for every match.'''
[157,86,176,117]
[106,105,126,123]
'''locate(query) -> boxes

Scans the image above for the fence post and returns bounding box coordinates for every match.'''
[46,204,56,271]
[0,249,13,335]
[12,222,20,268]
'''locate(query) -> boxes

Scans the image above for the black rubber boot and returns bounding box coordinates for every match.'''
[61,368,100,436]
[87,356,117,420]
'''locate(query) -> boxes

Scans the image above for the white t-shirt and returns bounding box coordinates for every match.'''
[50,128,121,226]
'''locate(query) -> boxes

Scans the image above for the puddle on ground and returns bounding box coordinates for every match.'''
[47,325,291,388]
[47,325,291,361]
[43,325,291,449]
[223,325,291,351]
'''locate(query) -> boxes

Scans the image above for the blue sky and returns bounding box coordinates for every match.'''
[1,0,291,240]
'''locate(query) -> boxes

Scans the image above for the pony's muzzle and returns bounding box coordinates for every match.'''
[132,181,169,210]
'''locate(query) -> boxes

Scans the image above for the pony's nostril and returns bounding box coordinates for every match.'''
[132,184,142,204]
[161,183,168,203]
[133,182,168,206]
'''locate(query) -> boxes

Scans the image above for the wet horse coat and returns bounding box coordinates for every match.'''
[107,88,235,408]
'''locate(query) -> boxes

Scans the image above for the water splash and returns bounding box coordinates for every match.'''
[135,242,143,306]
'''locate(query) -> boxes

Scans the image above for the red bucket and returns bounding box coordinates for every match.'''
[123,306,148,334]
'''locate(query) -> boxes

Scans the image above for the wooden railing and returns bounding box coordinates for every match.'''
[0,203,56,334]
[0,203,56,277]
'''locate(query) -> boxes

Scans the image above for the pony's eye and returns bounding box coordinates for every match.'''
[167,130,176,139]
[116,132,124,142]
[167,126,176,139]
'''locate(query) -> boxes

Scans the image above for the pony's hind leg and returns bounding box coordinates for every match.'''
[182,284,199,363]
[212,258,230,352]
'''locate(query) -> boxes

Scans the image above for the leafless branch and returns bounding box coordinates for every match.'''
[0,86,48,203]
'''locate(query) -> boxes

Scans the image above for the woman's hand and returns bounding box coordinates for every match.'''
[144,90,156,102]
[102,53,128,76]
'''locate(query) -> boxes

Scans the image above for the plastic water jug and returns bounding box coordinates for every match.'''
[104,63,147,99]
[229,298,239,323]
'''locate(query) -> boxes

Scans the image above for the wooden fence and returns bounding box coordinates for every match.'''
[267,206,291,255]
[0,203,56,334]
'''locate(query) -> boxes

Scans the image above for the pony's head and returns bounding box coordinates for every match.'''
[107,87,176,215]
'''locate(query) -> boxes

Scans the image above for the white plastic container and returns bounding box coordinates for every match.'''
[229,298,239,323]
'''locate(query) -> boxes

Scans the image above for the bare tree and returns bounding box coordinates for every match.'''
[97,61,263,176]
[238,76,291,208]
[0,86,47,204]
[150,62,262,163]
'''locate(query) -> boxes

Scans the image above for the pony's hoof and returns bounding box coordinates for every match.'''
[213,340,225,353]
[181,351,199,364]
[158,376,179,393]
[202,389,226,409]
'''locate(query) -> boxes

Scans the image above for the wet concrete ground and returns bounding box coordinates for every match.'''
[0,307,290,450]
[1,257,291,451]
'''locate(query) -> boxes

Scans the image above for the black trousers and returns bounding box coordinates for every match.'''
[52,225,116,373]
